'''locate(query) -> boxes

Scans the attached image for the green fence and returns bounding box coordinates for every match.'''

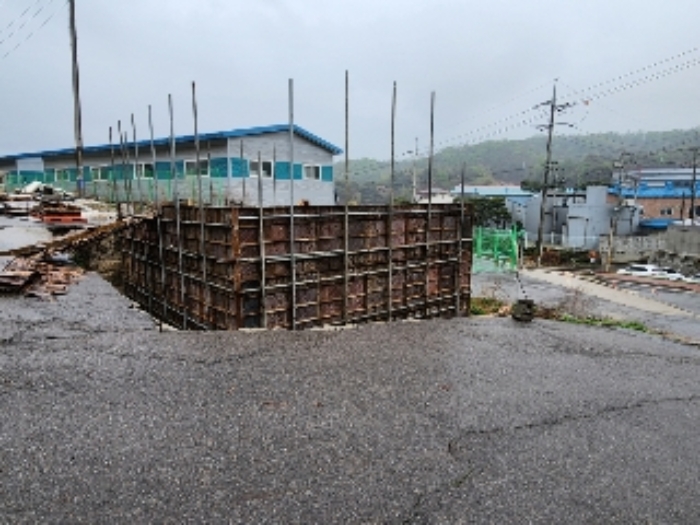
[473,227,520,273]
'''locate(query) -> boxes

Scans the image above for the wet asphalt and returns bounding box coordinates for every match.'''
[2,273,700,523]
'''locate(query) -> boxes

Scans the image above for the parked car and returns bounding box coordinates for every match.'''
[616,264,665,277]
[655,267,687,281]
[683,274,700,284]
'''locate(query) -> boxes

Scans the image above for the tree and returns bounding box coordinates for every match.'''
[461,196,512,228]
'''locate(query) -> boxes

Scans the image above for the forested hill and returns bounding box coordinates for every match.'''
[335,128,700,204]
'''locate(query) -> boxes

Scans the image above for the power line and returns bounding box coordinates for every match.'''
[0,0,48,44]
[0,0,64,61]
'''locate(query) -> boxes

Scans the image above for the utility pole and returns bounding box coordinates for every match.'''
[68,0,84,198]
[692,150,698,224]
[535,82,572,267]
[677,144,698,224]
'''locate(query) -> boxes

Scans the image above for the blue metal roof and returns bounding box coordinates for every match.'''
[639,218,675,230]
[0,124,342,162]
[609,186,699,199]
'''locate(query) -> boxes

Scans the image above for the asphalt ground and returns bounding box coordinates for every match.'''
[2,273,700,522]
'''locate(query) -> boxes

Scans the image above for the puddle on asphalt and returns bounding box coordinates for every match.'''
[0,216,54,268]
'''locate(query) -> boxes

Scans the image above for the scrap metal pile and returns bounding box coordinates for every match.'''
[0,218,136,297]
[0,253,84,298]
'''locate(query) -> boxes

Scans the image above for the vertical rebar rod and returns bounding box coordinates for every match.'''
[149,107,165,332]
[272,145,277,206]
[240,140,246,205]
[207,140,213,206]
[123,131,133,216]
[226,137,232,205]
[288,78,297,330]
[131,113,143,214]
[257,150,267,329]
[148,105,159,208]
[192,81,208,329]
[109,126,117,214]
[169,94,187,329]
[388,80,396,321]
[343,70,350,324]
[117,121,127,217]
[426,91,436,318]
[457,162,466,316]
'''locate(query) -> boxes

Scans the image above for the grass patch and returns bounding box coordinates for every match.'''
[555,313,649,332]
[470,296,508,316]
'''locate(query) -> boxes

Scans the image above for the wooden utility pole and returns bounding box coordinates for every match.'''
[68,0,84,198]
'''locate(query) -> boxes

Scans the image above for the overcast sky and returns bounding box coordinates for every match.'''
[1,0,700,163]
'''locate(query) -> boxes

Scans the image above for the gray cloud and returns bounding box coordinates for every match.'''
[1,0,699,161]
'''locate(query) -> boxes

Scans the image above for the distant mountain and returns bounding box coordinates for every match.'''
[336,128,700,203]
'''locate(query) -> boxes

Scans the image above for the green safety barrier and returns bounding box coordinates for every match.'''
[473,226,521,273]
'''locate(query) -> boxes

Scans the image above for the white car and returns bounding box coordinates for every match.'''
[655,267,686,281]
[683,274,700,284]
[616,264,665,277]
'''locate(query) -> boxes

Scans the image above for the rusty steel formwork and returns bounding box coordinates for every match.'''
[122,203,473,330]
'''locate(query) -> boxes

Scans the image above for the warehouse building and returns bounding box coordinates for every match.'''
[0,124,342,206]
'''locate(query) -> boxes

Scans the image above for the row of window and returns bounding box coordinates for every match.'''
[53,160,323,181]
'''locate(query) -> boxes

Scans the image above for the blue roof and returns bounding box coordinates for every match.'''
[0,124,342,162]
[639,218,675,230]
[609,186,699,199]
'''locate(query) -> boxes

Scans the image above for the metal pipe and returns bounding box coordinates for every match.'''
[192,81,209,329]
[148,105,159,208]
[68,0,84,199]
[240,140,246,205]
[457,162,465,316]
[273,144,277,206]
[257,150,267,329]
[226,137,232,205]
[109,126,117,214]
[131,113,143,213]
[426,91,435,318]
[388,80,396,321]
[288,78,297,330]
[343,70,350,325]
[149,107,166,332]
[207,140,213,206]
[117,121,127,217]
[169,93,187,329]
[123,130,133,216]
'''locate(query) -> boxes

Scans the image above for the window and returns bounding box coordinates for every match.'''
[184,159,210,177]
[139,163,155,179]
[91,166,109,181]
[659,207,674,216]
[304,164,321,180]
[56,169,70,182]
[249,160,273,178]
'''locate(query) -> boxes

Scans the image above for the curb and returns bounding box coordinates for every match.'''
[575,274,698,318]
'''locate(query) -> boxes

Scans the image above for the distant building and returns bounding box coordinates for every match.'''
[451,184,534,199]
[0,124,342,206]
[608,168,700,225]
[511,186,641,250]
[414,188,454,204]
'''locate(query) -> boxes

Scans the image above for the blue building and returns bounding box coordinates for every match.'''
[0,124,342,206]
[608,168,700,226]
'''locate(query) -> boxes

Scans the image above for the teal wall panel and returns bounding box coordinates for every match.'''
[321,166,333,182]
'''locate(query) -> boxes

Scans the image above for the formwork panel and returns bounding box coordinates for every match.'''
[122,203,473,330]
